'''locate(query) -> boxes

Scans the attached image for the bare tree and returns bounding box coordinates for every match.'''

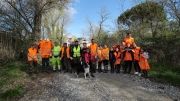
[0,0,69,39]
[97,8,109,44]
[156,0,180,26]
[87,18,94,39]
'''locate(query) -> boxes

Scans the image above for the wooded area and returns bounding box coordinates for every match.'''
[0,0,180,67]
[0,0,180,100]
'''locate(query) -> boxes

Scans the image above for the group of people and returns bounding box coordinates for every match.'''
[27,33,150,78]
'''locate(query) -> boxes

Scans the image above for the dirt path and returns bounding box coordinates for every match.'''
[20,73,180,101]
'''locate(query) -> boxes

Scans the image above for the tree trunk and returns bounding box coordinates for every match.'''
[33,1,42,40]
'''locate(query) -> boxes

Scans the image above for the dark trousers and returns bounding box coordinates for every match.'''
[124,61,132,74]
[73,57,82,74]
[28,61,38,73]
[42,58,49,69]
[98,61,102,72]
[103,60,109,72]
[90,62,96,74]
[115,64,121,73]
[110,61,115,73]
[142,70,148,78]
[134,61,141,73]
[62,58,71,72]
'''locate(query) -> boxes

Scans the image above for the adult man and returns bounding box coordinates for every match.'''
[71,40,81,77]
[89,39,98,77]
[39,38,53,71]
[52,42,61,71]
[60,42,71,72]
[122,33,136,74]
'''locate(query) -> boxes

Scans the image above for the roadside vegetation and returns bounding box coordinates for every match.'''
[0,62,29,101]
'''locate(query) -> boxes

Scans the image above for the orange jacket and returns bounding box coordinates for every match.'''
[134,47,141,61]
[101,48,109,60]
[89,43,98,56]
[123,37,134,47]
[97,49,102,61]
[114,51,121,65]
[27,47,38,61]
[61,47,70,58]
[39,40,53,58]
[124,51,133,61]
[139,54,150,71]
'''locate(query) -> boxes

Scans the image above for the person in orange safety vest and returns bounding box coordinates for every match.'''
[101,44,109,73]
[122,32,136,61]
[97,45,103,73]
[38,38,53,70]
[122,33,136,74]
[27,43,38,73]
[60,42,71,72]
[89,39,98,77]
[114,47,121,73]
[139,49,150,78]
[133,46,141,75]
[123,48,133,74]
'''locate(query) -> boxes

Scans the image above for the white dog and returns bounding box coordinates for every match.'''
[84,64,91,79]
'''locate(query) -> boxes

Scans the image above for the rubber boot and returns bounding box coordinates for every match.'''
[58,65,61,71]
[53,66,56,71]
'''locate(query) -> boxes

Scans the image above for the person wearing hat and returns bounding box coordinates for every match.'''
[60,42,71,72]
[71,40,82,77]
[81,41,91,77]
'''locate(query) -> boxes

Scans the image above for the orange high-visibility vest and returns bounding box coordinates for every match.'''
[61,47,70,58]
[139,54,150,71]
[90,43,98,56]
[97,49,102,61]
[124,51,133,61]
[27,47,38,61]
[134,47,141,61]
[39,40,53,58]
[114,51,121,65]
[101,48,109,60]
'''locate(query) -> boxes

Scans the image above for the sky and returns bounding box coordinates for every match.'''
[67,0,142,38]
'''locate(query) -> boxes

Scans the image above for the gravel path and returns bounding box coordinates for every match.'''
[20,72,180,101]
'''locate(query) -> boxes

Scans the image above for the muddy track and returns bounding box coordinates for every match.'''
[20,73,180,101]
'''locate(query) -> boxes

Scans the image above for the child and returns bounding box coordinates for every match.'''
[114,47,121,73]
[133,46,141,75]
[101,45,109,73]
[82,44,91,68]
[139,49,150,78]
[97,45,103,73]
[109,47,115,73]
[81,44,91,78]
[27,43,38,73]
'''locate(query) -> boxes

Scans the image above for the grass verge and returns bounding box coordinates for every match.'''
[0,61,29,101]
[149,63,180,86]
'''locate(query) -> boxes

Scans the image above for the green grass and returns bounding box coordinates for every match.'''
[0,62,28,100]
[0,85,25,100]
[149,63,180,86]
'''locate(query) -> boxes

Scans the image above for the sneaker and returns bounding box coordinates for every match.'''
[134,72,139,75]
